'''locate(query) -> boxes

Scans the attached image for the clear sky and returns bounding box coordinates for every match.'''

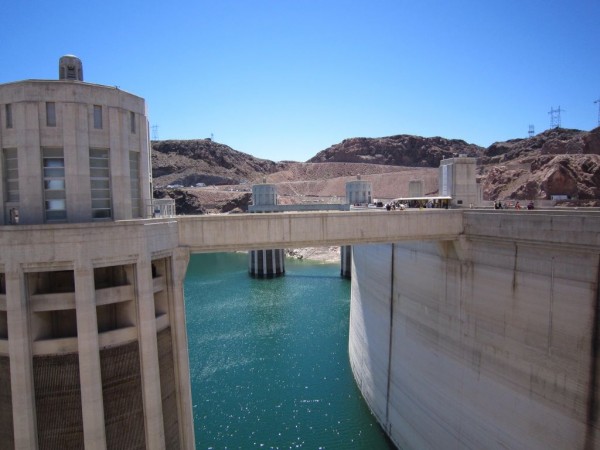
[3,0,599,161]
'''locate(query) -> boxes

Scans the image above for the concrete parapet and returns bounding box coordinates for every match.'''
[248,203,349,213]
[464,210,600,251]
[177,210,464,252]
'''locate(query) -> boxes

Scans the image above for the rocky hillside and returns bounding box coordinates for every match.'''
[152,139,283,187]
[479,127,600,203]
[308,135,485,166]
[151,127,600,214]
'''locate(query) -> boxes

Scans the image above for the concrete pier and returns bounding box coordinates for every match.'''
[248,248,286,278]
[248,183,285,278]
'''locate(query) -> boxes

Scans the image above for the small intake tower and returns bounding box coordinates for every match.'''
[248,182,285,278]
[341,176,373,278]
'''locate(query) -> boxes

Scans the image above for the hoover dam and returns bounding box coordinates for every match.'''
[180,208,600,449]
[2,55,599,449]
[3,207,598,448]
[349,209,600,449]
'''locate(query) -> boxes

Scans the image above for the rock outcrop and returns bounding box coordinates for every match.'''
[151,128,600,214]
[482,127,600,164]
[480,127,600,203]
[308,135,485,167]
[152,139,283,188]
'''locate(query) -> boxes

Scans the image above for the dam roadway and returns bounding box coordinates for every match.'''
[177,208,600,252]
[177,209,464,252]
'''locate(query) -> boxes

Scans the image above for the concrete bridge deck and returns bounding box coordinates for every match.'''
[2,209,598,258]
[177,209,465,252]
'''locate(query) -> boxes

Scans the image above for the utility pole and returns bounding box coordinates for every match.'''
[548,106,565,129]
[151,125,159,140]
[595,98,600,127]
[528,124,535,138]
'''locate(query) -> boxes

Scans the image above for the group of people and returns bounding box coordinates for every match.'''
[384,199,450,210]
[384,200,451,211]
[385,202,406,211]
[494,200,534,210]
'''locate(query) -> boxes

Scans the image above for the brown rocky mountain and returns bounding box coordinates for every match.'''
[479,127,600,203]
[308,135,485,166]
[152,139,284,187]
[152,128,600,214]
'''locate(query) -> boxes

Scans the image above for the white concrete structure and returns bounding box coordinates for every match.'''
[408,179,423,197]
[439,156,480,207]
[177,209,464,252]
[251,182,278,207]
[0,56,193,449]
[343,177,374,279]
[349,211,600,450]
[58,55,84,81]
[248,182,285,277]
[0,59,152,225]
[346,177,372,206]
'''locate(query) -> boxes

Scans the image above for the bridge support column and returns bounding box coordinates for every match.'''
[341,246,352,279]
[248,249,285,278]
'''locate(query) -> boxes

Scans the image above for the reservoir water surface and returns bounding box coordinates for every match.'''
[185,252,393,449]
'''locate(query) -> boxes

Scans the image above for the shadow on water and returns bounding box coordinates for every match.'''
[258,273,342,281]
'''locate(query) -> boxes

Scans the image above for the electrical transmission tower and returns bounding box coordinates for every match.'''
[528,124,535,138]
[595,98,600,127]
[151,125,159,140]
[548,106,565,129]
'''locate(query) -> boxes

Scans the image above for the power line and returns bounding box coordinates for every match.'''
[548,106,565,129]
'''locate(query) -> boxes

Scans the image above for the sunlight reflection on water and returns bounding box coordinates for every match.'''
[185,252,394,449]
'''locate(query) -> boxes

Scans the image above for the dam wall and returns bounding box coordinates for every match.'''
[349,211,600,449]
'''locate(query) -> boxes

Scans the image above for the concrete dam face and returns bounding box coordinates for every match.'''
[349,211,600,449]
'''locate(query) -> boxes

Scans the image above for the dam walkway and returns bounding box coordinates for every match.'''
[175,208,600,253]
[177,209,464,252]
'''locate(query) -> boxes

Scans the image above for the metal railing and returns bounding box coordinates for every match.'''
[147,198,176,218]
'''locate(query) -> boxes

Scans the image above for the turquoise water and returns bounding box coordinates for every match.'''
[184,252,393,449]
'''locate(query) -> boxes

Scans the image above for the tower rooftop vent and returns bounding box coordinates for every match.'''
[59,55,83,81]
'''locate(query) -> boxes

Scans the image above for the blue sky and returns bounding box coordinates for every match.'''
[3,0,599,161]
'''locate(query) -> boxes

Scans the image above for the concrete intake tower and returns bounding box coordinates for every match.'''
[0,56,194,449]
[248,182,285,278]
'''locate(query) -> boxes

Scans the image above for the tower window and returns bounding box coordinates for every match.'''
[5,104,12,128]
[3,148,19,203]
[130,111,136,134]
[129,151,140,218]
[90,148,112,219]
[46,102,56,127]
[67,64,76,80]
[93,105,102,129]
[42,148,67,221]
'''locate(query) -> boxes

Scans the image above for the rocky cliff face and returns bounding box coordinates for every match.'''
[151,128,600,214]
[480,127,600,203]
[308,135,485,166]
[482,127,600,162]
[152,139,283,187]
